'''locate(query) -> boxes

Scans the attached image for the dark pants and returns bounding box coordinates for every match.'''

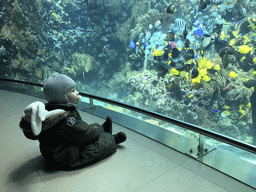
[41,124,117,170]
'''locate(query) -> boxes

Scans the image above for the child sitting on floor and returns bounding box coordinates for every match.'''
[19,74,126,170]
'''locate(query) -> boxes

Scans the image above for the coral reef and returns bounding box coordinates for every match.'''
[51,12,62,24]
[107,62,140,94]
[226,68,253,102]
[1,23,39,55]
[127,70,183,116]
[2,0,42,32]
[115,1,154,43]
[1,0,256,145]
[10,52,35,71]
[63,53,96,78]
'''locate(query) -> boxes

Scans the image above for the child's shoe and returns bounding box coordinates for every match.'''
[113,132,127,144]
[102,116,112,134]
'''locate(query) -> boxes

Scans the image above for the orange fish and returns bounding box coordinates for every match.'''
[222,84,229,90]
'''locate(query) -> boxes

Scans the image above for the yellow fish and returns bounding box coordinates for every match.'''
[185,73,189,81]
[243,35,250,44]
[229,71,238,78]
[170,68,179,75]
[238,45,253,54]
[168,60,171,65]
[214,64,220,71]
[240,56,246,62]
[152,47,164,56]
[199,68,207,76]
[188,94,193,98]
[192,76,200,84]
[206,61,213,69]
[220,31,225,40]
[188,59,193,64]
[222,110,230,116]
[223,106,230,109]
[248,17,256,30]
[229,39,235,47]
[202,75,210,82]
[253,58,256,63]
[232,30,239,38]
[232,21,243,38]
[238,105,246,119]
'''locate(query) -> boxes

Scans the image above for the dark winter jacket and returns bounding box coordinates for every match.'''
[19,103,117,169]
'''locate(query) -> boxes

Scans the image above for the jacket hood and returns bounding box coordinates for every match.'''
[20,103,74,140]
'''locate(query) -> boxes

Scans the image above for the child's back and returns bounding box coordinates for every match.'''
[19,74,126,170]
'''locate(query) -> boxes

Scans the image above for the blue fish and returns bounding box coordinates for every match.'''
[129,41,136,49]
[213,110,219,113]
[191,18,196,23]
[193,27,204,36]
[143,41,146,50]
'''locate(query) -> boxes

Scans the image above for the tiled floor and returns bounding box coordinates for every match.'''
[0,89,255,192]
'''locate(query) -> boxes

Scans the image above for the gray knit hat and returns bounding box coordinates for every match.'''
[43,74,76,104]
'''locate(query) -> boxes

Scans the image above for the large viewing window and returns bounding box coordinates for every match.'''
[0,0,256,188]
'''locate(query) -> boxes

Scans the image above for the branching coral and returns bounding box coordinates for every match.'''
[177,72,192,90]
[202,70,227,96]
[1,23,39,55]
[127,70,172,110]
[51,12,63,24]
[226,68,253,101]
[0,0,44,59]
[10,52,35,71]
[107,62,140,93]
[115,18,133,43]
[115,1,157,43]
[130,12,151,40]
[3,0,42,31]
[63,53,95,78]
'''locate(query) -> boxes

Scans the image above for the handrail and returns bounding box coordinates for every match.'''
[1,78,256,154]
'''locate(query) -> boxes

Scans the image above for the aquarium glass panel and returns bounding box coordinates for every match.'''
[1,0,256,146]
